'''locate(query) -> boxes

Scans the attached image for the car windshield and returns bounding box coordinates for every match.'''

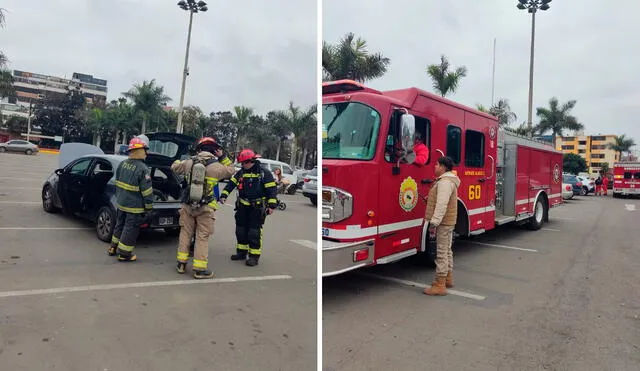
[322,102,380,160]
[148,139,179,158]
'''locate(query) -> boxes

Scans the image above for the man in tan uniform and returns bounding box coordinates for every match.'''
[424,156,460,296]
[171,137,236,279]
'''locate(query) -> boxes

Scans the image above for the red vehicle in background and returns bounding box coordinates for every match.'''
[321,80,563,277]
[612,162,640,198]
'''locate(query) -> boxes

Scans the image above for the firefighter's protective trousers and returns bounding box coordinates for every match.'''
[235,201,265,257]
[176,205,215,270]
[111,210,144,258]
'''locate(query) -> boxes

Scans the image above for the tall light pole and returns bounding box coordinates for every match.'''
[517,0,551,133]
[176,0,208,134]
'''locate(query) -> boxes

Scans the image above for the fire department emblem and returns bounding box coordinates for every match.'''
[399,177,419,212]
[489,126,496,139]
[553,164,560,183]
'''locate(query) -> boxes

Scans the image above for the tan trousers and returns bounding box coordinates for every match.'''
[435,225,454,277]
[177,205,215,270]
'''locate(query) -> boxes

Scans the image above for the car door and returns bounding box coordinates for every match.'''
[59,157,94,212]
[6,140,19,152]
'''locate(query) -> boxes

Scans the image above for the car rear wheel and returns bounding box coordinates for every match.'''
[42,185,59,213]
[25,149,33,155]
[0,147,5,153]
[580,186,588,196]
[96,206,116,242]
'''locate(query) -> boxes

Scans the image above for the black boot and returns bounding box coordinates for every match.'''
[246,254,259,266]
[193,269,214,279]
[107,245,117,256]
[230,249,247,261]
[176,261,186,274]
[117,249,137,262]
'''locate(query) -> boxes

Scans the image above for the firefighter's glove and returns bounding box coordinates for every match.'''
[214,148,224,158]
[266,208,274,215]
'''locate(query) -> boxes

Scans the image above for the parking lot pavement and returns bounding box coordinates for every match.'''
[323,194,640,371]
[0,152,317,371]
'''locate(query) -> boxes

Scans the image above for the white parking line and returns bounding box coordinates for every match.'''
[0,227,92,230]
[469,241,538,253]
[290,239,317,250]
[359,273,486,301]
[0,275,293,299]
[0,186,42,190]
[0,201,40,204]
[551,217,575,221]
[542,228,561,232]
[0,177,45,181]
[625,204,636,211]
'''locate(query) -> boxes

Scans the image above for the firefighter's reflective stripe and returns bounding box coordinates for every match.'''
[243,173,260,178]
[230,176,239,185]
[117,204,145,213]
[239,198,252,206]
[141,187,153,197]
[116,180,140,192]
[219,157,232,166]
[111,235,119,244]
[144,203,153,210]
[177,251,189,262]
[205,176,219,209]
[237,243,249,251]
[117,241,135,252]
[249,229,263,255]
[264,181,276,188]
[267,198,277,205]
[193,259,207,269]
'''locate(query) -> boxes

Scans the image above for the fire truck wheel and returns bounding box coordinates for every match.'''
[527,198,547,230]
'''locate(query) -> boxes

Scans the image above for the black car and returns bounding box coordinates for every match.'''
[41,132,196,242]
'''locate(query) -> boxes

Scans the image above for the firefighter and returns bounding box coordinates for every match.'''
[413,131,429,166]
[219,149,278,266]
[423,156,460,296]
[171,137,235,279]
[107,136,154,262]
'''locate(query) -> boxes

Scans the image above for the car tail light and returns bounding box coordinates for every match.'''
[576,182,582,187]
[304,178,310,182]
[565,185,571,191]
[140,223,149,228]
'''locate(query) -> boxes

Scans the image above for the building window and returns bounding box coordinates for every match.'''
[446,125,462,165]
[578,149,586,154]
[464,130,484,168]
[579,140,587,145]
[592,136,607,141]
[591,153,605,159]
[564,136,575,141]
[591,145,606,150]
[561,145,574,150]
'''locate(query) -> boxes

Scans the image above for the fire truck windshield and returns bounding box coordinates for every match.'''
[322,101,381,160]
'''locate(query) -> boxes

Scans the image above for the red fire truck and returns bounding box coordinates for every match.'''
[321,80,564,277]
[612,161,640,198]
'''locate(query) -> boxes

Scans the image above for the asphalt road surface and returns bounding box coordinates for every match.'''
[323,193,640,370]
[0,152,317,371]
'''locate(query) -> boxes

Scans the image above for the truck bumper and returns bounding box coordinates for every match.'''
[141,206,181,229]
[322,238,375,277]
[613,188,640,196]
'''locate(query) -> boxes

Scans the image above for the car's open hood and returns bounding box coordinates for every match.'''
[146,132,196,165]
[58,143,104,169]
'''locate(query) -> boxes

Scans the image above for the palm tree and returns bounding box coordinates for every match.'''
[535,97,583,147]
[426,55,467,98]
[322,32,390,83]
[122,79,171,134]
[506,121,540,137]
[232,105,254,157]
[489,99,517,127]
[276,102,316,168]
[607,134,636,160]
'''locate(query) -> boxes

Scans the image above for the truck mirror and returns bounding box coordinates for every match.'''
[399,113,415,153]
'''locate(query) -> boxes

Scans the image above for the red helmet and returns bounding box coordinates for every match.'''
[237,149,258,163]
[195,136,220,151]
[127,137,149,151]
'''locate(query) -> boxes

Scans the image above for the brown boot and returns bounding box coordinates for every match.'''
[431,271,454,288]
[424,276,447,296]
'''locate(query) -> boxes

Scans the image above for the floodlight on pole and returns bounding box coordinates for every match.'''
[517,0,551,135]
[175,0,208,134]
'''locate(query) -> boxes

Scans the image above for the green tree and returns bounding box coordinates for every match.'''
[122,79,172,134]
[426,55,467,98]
[607,134,636,160]
[563,153,587,175]
[322,32,390,83]
[276,102,317,168]
[535,97,583,146]
[5,116,27,135]
[203,111,237,151]
[489,99,517,127]
[600,162,610,176]
[505,121,540,137]
[34,88,87,140]
[232,105,254,157]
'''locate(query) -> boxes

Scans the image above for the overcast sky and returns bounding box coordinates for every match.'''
[1,0,316,115]
[323,0,640,146]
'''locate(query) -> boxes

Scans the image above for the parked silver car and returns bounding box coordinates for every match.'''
[0,139,39,155]
[302,167,317,205]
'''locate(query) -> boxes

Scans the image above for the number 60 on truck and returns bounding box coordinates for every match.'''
[321,80,564,277]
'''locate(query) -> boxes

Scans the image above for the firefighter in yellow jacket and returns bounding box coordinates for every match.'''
[107,136,154,262]
[424,156,460,296]
[171,137,235,279]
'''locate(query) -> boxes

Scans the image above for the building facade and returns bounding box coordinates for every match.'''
[1,69,108,123]
[555,134,620,174]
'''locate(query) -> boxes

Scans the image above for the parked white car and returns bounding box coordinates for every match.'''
[562,183,574,200]
[301,167,317,205]
[576,175,595,195]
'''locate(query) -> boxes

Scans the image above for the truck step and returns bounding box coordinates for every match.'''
[495,214,516,225]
